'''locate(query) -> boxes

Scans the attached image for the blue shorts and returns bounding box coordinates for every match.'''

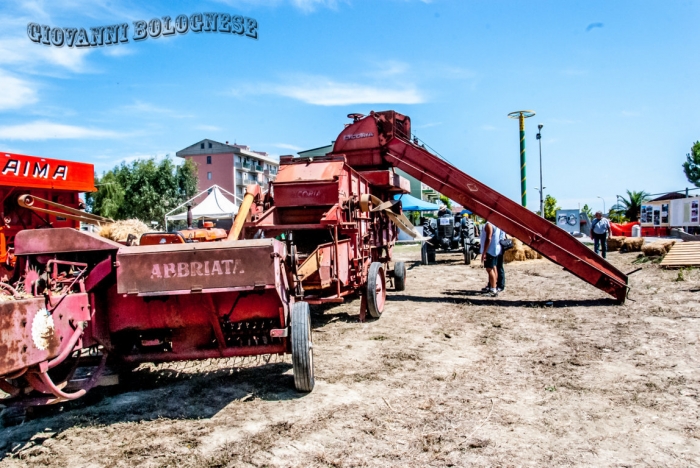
[484,254,498,268]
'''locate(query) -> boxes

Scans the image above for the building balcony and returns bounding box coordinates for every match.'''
[242,162,251,170]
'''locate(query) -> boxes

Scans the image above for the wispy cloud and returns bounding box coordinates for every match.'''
[102,46,136,58]
[0,37,92,73]
[196,124,223,132]
[120,101,193,118]
[415,122,442,129]
[560,68,588,76]
[271,143,304,151]
[212,0,343,13]
[0,121,124,140]
[0,70,38,110]
[586,22,604,32]
[242,75,425,106]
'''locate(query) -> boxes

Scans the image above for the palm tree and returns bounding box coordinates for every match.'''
[617,190,650,222]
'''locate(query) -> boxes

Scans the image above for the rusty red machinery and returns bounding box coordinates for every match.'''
[0,111,628,410]
[0,152,97,268]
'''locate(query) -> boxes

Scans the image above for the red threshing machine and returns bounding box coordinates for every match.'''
[0,111,628,409]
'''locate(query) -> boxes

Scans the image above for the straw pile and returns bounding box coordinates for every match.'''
[622,237,645,252]
[99,219,152,245]
[503,238,542,263]
[642,240,676,257]
[607,236,626,251]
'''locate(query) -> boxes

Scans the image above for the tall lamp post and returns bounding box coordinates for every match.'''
[508,110,536,207]
[535,187,546,216]
[597,196,606,215]
[536,123,544,217]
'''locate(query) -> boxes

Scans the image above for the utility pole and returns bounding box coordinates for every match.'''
[508,110,536,207]
[536,123,544,217]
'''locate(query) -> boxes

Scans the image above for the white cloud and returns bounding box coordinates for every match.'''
[212,0,342,12]
[102,46,136,58]
[271,143,304,151]
[120,101,193,118]
[267,77,424,106]
[0,37,92,73]
[0,121,123,140]
[415,122,442,129]
[0,70,38,110]
[196,125,222,132]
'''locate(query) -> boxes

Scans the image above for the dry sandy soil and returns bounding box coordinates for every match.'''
[1,245,699,467]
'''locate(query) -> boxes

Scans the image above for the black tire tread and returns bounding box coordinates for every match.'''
[394,261,406,291]
[366,262,385,318]
[291,301,314,392]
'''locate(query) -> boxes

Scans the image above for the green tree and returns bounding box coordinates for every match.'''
[581,204,593,220]
[439,195,452,209]
[88,156,198,226]
[617,189,650,222]
[543,194,560,222]
[682,141,700,187]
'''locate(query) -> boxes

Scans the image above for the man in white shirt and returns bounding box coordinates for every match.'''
[590,211,611,258]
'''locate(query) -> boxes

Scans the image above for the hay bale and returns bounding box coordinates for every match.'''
[622,237,644,252]
[503,247,527,263]
[524,247,539,260]
[659,240,676,253]
[607,236,626,251]
[99,219,152,244]
[642,242,666,257]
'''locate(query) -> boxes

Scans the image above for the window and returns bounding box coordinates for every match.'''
[206,156,212,164]
[208,142,212,149]
[200,143,204,149]
[207,172,212,180]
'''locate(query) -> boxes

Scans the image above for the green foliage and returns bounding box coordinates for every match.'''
[543,195,560,222]
[88,156,198,226]
[682,141,700,188]
[608,204,626,223]
[581,204,593,220]
[617,189,650,222]
[439,195,452,209]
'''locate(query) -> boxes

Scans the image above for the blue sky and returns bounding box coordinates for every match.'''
[1,0,698,212]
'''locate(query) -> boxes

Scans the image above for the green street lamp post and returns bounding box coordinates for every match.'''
[508,110,536,207]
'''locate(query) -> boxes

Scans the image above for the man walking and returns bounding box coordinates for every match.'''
[480,221,502,296]
[590,211,611,258]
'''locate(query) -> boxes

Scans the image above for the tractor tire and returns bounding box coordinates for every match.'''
[366,262,386,318]
[427,248,436,263]
[463,243,471,265]
[393,261,406,291]
[291,301,314,392]
[421,242,429,265]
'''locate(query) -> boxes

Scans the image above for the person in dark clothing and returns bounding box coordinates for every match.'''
[590,211,611,258]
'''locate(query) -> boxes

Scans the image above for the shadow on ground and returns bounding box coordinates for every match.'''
[1,360,302,459]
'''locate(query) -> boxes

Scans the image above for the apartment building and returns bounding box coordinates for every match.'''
[176,139,279,201]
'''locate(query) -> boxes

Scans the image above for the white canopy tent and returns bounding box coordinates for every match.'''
[165,185,239,230]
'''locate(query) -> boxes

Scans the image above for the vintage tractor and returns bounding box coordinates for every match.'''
[420,213,480,265]
[0,111,629,410]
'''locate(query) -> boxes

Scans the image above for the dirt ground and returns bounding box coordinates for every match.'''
[1,245,699,467]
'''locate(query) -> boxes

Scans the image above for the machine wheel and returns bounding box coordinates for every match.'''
[366,262,386,318]
[291,301,314,392]
[427,248,436,263]
[421,243,430,265]
[393,261,406,291]
[463,243,471,265]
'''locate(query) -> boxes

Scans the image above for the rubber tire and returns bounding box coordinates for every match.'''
[366,262,386,318]
[463,244,471,265]
[427,249,436,263]
[394,261,406,291]
[421,242,429,265]
[291,301,314,392]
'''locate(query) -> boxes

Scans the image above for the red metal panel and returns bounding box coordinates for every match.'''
[273,181,340,207]
[0,152,95,192]
[116,239,284,295]
[0,294,91,376]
